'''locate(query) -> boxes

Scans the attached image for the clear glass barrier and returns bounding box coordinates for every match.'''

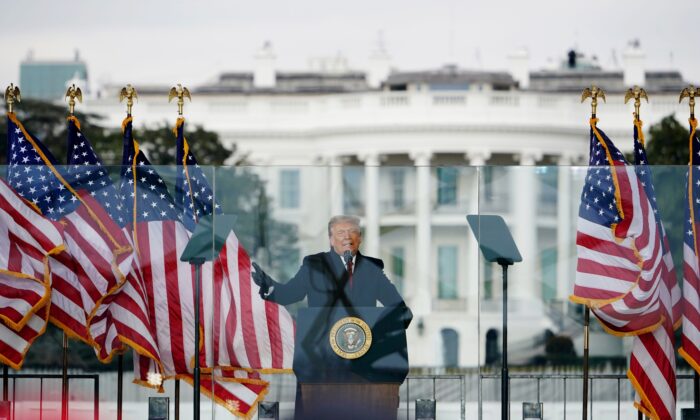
[1,164,693,419]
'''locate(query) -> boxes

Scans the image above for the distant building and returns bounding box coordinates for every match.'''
[19,50,88,100]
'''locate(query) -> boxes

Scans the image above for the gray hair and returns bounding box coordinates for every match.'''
[328,215,362,237]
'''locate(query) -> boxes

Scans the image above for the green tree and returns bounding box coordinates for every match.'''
[4,99,298,370]
[645,114,690,165]
[1,99,118,165]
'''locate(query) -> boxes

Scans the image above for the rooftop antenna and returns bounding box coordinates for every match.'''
[447,0,456,61]
[609,49,619,68]
[373,30,387,55]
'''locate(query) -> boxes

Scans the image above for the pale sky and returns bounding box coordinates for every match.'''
[2,0,699,88]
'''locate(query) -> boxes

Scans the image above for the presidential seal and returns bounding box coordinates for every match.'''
[329,316,372,359]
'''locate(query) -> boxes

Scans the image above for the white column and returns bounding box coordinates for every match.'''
[327,154,344,217]
[511,151,542,303]
[410,150,433,316]
[359,152,380,258]
[465,150,491,314]
[556,154,574,301]
[465,149,491,167]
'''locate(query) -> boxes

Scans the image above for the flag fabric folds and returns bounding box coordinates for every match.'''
[7,114,138,346]
[627,119,678,420]
[0,168,63,369]
[173,117,295,374]
[122,117,270,417]
[5,112,163,375]
[63,116,162,368]
[6,112,92,344]
[571,118,674,419]
[571,118,665,336]
[681,118,700,375]
[2,112,294,416]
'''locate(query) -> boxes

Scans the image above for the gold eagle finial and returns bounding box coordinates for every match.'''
[168,84,191,116]
[119,84,138,116]
[680,85,700,119]
[624,86,648,121]
[4,83,21,114]
[65,84,83,115]
[581,85,606,118]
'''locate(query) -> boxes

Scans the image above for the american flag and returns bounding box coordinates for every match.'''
[0,162,63,369]
[174,117,294,374]
[6,112,92,347]
[173,117,219,231]
[571,119,665,336]
[122,117,271,416]
[118,116,189,380]
[627,119,677,420]
[62,116,162,369]
[681,118,700,380]
[7,113,127,348]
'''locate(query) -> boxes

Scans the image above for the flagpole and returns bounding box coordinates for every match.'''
[193,261,203,420]
[117,354,123,420]
[60,87,81,420]
[2,364,7,401]
[582,307,590,420]
[61,333,69,420]
[579,86,605,420]
[2,85,13,408]
[681,85,700,412]
[169,84,200,420]
[175,379,180,420]
[695,372,699,410]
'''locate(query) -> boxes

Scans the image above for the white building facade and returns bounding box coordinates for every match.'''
[83,43,692,368]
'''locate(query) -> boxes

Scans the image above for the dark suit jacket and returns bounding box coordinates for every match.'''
[267,250,408,310]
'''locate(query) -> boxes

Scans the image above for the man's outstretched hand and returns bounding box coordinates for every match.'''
[251,262,273,298]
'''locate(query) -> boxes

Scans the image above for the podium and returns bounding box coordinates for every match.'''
[293,306,410,420]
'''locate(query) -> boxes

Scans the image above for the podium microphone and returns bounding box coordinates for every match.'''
[343,250,353,263]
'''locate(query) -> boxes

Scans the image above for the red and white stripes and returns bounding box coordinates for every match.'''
[574,166,665,335]
[0,178,63,368]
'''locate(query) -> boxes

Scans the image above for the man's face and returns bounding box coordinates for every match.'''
[330,222,362,256]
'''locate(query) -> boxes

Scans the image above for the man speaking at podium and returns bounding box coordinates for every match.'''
[252,215,411,312]
[251,215,412,419]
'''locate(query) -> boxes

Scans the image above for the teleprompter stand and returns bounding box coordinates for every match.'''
[467,215,522,420]
[180,214,237,420]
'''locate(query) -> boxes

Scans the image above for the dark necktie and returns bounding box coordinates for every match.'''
[346,258,353,290]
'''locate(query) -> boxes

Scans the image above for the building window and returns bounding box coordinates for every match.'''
[279,169,300,209]
[482,166,494,202]
[538,167,558,216]
[438,245,458,299]
[343,167,363,214]
[437,167,458,205]
[390,169,405,210]
[485,329,499,365]
[391,246,405,294]
[541,248,557,301]
[441,328,459,368]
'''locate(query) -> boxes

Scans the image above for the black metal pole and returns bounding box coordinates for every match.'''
[695,371,700,409]
[582,307,590,420]
[2,364,7,400]
[117,354,123,420]
[193,262,203,420]
[61,333,69,420]
[500,262,509,420]
[175,379,180,420]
